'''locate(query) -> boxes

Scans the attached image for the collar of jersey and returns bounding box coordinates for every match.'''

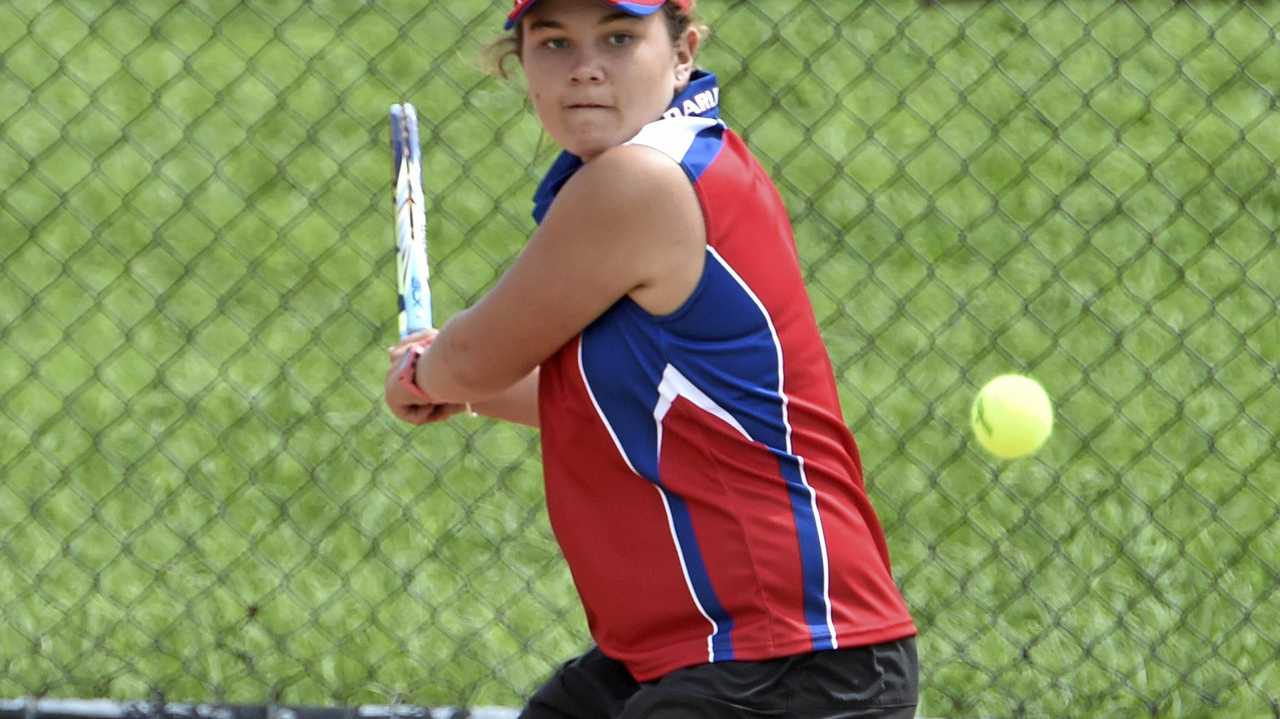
[531,70,721,224]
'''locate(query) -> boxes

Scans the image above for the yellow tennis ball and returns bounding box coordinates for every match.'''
[971,374,1053,459]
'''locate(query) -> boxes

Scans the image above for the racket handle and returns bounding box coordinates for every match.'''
[399,238,432,337]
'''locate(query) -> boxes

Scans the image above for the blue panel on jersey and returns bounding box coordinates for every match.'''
[581,303,665,480]
[661,250,835,651]
[681,124,725,184]
[776,450,835,650]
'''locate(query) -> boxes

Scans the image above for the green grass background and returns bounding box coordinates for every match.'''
[2,1,1278,716]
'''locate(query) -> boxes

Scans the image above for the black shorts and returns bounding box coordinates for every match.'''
[518,636,918,719]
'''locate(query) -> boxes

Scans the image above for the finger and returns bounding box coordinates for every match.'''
[387,397,432,425]
[403,403,438,425]
[426,403,466,422]
[388,343,411,363]
[389,329,440,356]
[387,401,415,423]
[385,378,418,418]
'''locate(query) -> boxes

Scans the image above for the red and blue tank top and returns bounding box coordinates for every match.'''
[535,71,916,681]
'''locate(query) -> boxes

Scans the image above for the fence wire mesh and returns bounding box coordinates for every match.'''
[2,1,1278,717]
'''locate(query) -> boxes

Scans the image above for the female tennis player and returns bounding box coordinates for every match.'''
[386,0,918,716]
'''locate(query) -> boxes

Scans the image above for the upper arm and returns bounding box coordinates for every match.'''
[421,145,706,401]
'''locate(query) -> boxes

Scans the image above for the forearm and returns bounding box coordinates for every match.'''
[471,368,540,428]
[416,308,538,403]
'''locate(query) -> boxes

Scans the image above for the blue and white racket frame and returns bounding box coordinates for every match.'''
[390,102,433,340]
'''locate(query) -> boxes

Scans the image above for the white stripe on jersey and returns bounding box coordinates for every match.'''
[626,116,724,165]
[653,484,720,664]
[654,363,750,441]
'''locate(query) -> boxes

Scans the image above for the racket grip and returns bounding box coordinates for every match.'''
[400,238,432,337]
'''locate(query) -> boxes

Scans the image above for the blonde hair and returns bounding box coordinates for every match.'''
[485,4,708,79]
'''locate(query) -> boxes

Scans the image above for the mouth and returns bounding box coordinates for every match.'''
[566,103,612,110]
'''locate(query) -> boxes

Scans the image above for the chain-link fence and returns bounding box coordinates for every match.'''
[3,1,1278,716]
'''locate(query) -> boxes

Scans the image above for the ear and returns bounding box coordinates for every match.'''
[673,27,700,87]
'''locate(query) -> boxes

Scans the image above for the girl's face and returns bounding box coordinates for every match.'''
[521,0,696,161]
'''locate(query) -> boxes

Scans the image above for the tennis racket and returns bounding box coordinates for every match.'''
[390,102,432,339]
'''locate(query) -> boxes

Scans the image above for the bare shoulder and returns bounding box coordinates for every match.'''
[558,143,697,220]
[546,144,706,315]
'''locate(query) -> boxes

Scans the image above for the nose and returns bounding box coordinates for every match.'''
[569,50,605,85]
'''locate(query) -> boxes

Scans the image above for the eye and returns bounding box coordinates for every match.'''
[606,32,633,47]
[541,37,570,50]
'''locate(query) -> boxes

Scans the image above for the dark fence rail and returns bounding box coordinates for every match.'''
[0,699,516,719]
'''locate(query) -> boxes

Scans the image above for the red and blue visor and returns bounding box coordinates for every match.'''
[506,0,691,30]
